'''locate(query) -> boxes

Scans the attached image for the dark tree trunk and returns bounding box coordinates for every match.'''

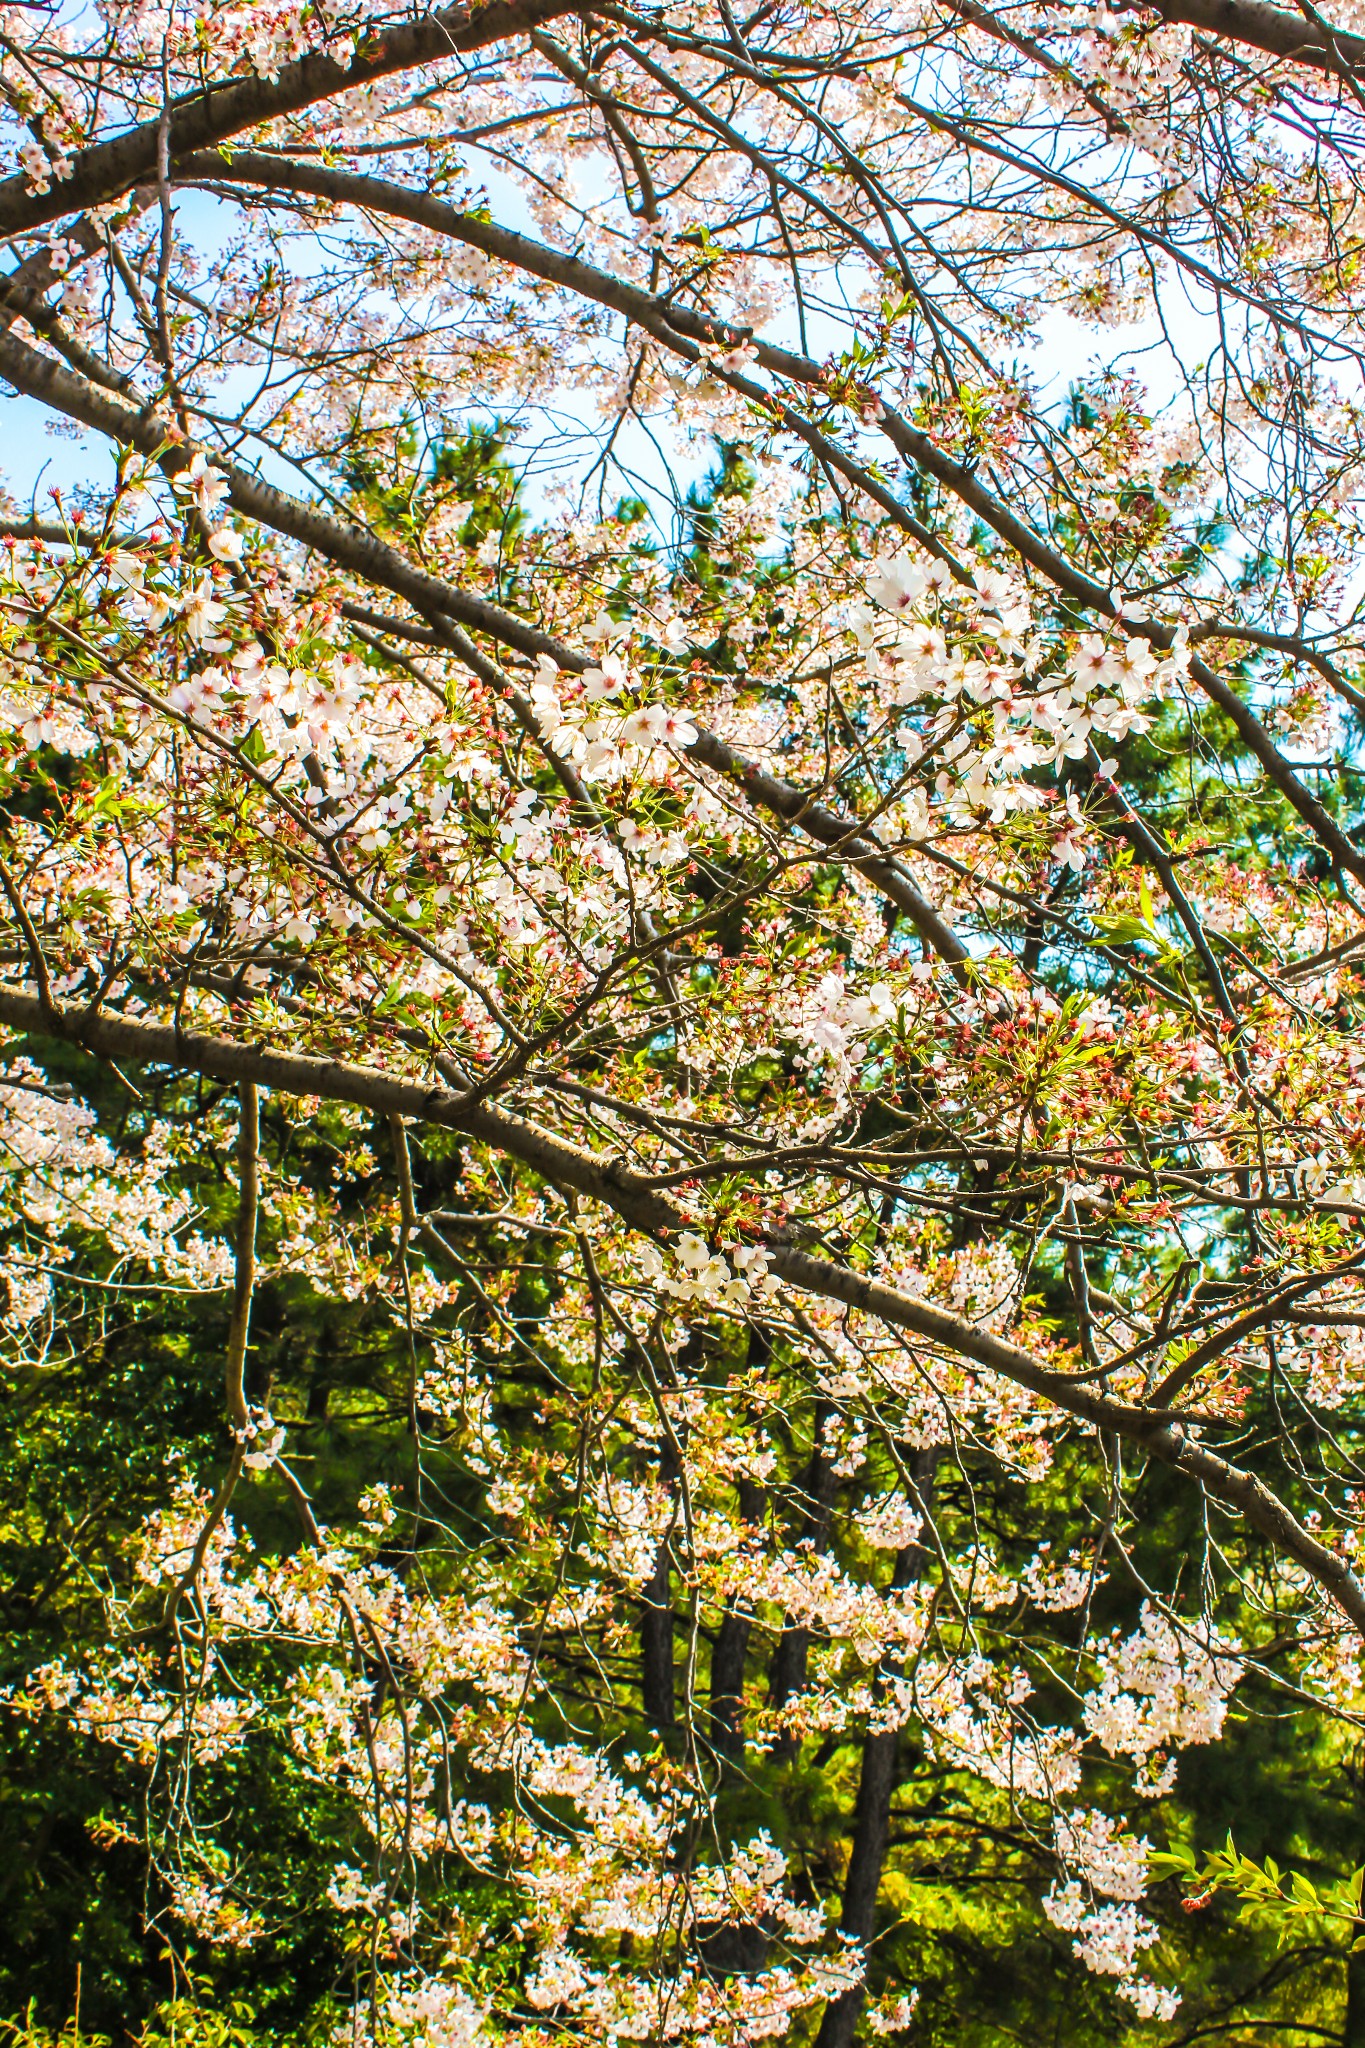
[768,1618,810,1717]
[640,1331,703,1730]
[1347,1924,1365,2044]
[1348,1742,1365,2046]
[711,1325,772,1757]
[710,1475,763,1755]
[816,1450,938,2048]
[641,1430,680,1729]
[709,1600,749,1753]
[770,1401,837,1731]
[814,1724,899,2048]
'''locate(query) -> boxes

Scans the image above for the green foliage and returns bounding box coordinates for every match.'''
[4,375,1365,2048]
[0,1989,325,2048]
[1153,1835,1365,1948]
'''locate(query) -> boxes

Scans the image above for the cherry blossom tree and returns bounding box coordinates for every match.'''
[1,0,1364,2038]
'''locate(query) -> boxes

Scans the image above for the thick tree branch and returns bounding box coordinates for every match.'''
[0,0,581,240]
[2,982,1362,1639]
[0,329,973,968]
[166,151,1365,887]
[1143,0,1365,71]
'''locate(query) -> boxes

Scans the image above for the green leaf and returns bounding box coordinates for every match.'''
[1090,912,1156,947]
[1138,876,1156,930]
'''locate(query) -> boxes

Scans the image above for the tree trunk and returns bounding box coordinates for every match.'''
[711,1475,763,1755]
[641,1429,680,1729]
[711,1325,771,1757]
[816,1450,938,2048]
[641,1331,702,1730]
[1346,1933,1365,2045]
[816,1727,900,2048]
[770,1401,837,1732]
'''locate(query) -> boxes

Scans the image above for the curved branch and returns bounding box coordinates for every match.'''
[164,151,1365,887]
[0,327,972,968]
[0,0,580,240]
[1,982,1362,1639]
